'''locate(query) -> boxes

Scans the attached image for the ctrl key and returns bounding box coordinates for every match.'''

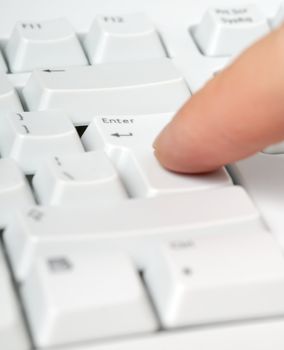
[20,251,157,348]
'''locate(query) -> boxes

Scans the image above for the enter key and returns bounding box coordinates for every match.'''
[82,114,232,198]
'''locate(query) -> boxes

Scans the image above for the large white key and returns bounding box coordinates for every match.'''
[32,151,127,205]
[21,251,157,347]
[4,186,264,281]
[52,318,284,350]
[0,50,8,72]
[193,5,270,56]
[22,59,189,125]
[0,73,23,113]
[5,19,88,73]
[114,149,231,198]
[82,115,232,198]
[145,231,284,328]
[0,111,84,174]
[228,154,284,245]
[84,13,166,64]
[0,159,34,228]
[0,246,30,350]
[263,141,284,154]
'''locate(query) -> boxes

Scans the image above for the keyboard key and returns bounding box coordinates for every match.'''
[4,186,264,281]
[0,73,23,114]
[21,251,157,347]
[32,151,127,205]
[5,19,88,73]
[84,13,166,64]
[228,154,284,241]
[0,159,34,228]
[82,114,173,151]
[145,231,284,328]
[82,115,232,198]
[52,318,284,350]
[0,50,7,73]
[193,5,270,56]
[116,150,231,197]
[22,59,190,126]
[271,3,284,28]
[0,246,30,350]
[0,111,84,174]
[263,141,284,154]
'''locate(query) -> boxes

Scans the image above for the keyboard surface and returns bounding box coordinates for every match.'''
[1,0,284,349]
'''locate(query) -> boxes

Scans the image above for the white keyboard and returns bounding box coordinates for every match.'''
[1,0,284,349]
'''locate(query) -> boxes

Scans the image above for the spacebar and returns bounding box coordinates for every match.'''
[53,318,284,350]
[4,186,264,281]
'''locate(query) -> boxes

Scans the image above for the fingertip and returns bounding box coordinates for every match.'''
[154,26,284,174]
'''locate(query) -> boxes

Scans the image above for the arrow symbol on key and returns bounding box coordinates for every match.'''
[42,69,66,73]
[111,132,133,138]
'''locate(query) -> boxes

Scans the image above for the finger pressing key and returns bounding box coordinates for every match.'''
[155,24,284,173]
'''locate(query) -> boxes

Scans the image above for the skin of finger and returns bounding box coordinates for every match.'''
[154,25,284,173]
